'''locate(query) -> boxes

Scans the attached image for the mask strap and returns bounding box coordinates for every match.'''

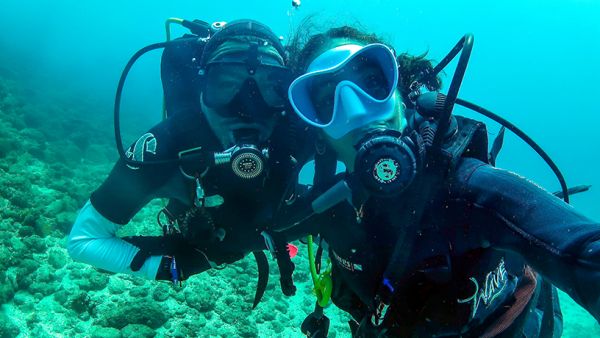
[246,42,259,75]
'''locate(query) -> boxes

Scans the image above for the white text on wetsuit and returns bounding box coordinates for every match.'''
[457,259,508,318]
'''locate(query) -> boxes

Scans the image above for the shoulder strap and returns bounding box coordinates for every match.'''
[444,115,489,168]
[313,140,339,193]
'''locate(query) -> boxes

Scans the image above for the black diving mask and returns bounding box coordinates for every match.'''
[202,61,292,116]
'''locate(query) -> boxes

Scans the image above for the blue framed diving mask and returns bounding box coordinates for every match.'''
[289,43,399,139]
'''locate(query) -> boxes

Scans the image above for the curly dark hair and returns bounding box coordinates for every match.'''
[286,16,442,105]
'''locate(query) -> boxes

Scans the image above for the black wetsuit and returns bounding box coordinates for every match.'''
[306,157,599,337]
[92,109,308,271]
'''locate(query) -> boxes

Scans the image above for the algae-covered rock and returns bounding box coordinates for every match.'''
[89,326,121,338]
[69,290,94,314]
[27,265,58,296]
[53,288,69,305]
[295,268,310,283]
[0,246,12,271]
[55,211,76,234]
[0,312,20,338]
[184,288,216,313]
[13,290,34,306]
[121,324,156,338]
[75,269,109,291]
[169,326,193,338]
[30,324,53,338]
[34,216,56,237]
[151,283,170,302]
[195,314,208,327]
[0,277,17,305]
[270,318,286,335]
[14,258,37,289]
[8,237,27,259]
[28,281,59,297]
[17,225,34,237]
[107,276,126,294]
[129,285,150,298]
[34,264,55,283]
[44,199,66,217]
[236,319,259,338]
[22,235,47,253]
[177,318,206,335]
[47,247,68,269]
[96,299,168,329]
[255,308,276,322]
[217,295,246,325]
[0,135,15,158]
[171,288,185,302]
[273,299,289,314]
[20,258,37,274]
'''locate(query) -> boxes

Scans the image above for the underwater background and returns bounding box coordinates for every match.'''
[0,0,598,337]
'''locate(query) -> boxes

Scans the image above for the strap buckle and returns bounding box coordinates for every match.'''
[261,231,277,257]
[158,208,178,236]
[370,278,394,326]
[371,297,390,327]
[194,178,205,207]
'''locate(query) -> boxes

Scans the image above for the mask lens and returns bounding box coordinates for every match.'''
[261,67,292,108]
[203,63,243,108]
[308,54,392,124]
[203,63,290,110]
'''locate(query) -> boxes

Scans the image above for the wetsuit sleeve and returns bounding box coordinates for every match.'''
[453,158,600,323]
[91,121,180,225]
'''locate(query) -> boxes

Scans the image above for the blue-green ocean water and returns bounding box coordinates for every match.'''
[0,0,598,337]
[2,0,598,212]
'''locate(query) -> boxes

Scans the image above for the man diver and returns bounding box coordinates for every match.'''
[67,19,309,302]
[282,24,599,337]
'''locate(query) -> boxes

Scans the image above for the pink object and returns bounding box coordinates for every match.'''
[287,243,298,259]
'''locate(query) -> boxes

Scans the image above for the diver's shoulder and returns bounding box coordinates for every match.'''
[450,157,490,184]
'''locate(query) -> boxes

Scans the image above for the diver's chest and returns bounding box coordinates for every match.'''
[326,213,513,298]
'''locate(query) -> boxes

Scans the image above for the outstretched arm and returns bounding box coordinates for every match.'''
[453,158,600,322]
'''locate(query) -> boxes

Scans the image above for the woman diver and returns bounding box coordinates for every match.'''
[282,23,600,337]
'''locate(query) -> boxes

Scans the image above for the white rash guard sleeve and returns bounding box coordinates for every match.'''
[67,200,162,280]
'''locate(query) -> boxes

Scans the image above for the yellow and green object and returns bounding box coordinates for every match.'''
[307,235,332,307]
[165,17,185,42]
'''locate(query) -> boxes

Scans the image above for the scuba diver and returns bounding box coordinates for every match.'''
[67,19,312,307]
[280,24,600,337]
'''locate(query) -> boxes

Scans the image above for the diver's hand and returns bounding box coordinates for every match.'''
[155,247,213,282]
[354,316,388,338]
[301,311,330,337]
[123,234,185,272]
[280,272,297,296]
[123,235,213,281]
